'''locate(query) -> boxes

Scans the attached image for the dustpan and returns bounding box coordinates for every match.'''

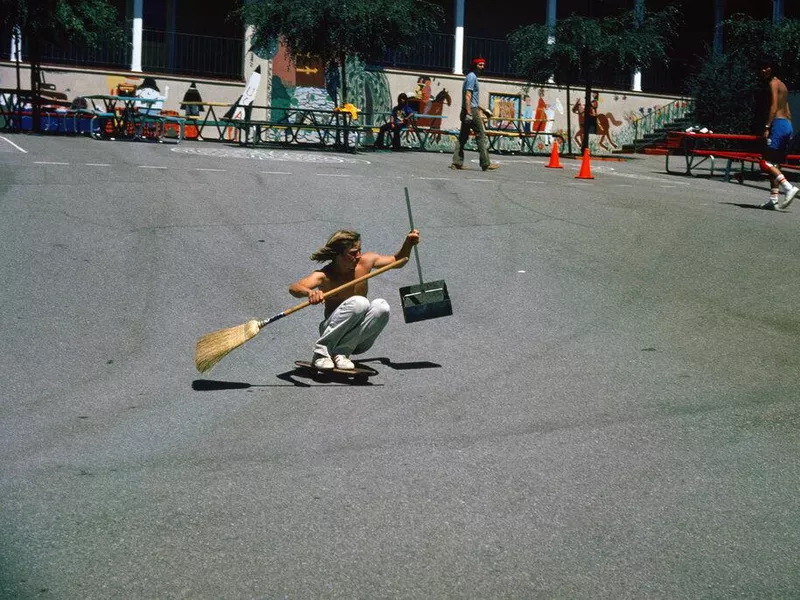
[399,188,453,323]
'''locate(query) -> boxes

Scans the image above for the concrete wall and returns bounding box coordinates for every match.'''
[0,56,688,155]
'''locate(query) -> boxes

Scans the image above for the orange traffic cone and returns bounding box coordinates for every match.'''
[545,140,563,168]
[575,148,594,179]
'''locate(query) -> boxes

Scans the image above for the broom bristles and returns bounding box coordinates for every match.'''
[195,319,261,374]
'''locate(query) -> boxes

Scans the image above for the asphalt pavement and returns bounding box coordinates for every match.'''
[1,134,799,599]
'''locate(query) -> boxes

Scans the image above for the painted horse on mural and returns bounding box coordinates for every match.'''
[572,98,623,151]
[408,89,452,144]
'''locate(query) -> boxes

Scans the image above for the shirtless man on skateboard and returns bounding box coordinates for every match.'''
[289,229,420,370]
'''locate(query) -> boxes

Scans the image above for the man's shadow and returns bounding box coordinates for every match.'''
[719,201,782,210]
[193,356,442,390]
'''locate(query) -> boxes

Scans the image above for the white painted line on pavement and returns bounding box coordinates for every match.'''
[86,163,111,167]
[138,165,167,169]
[418,177,451,181]
[316,173,351,177]
[35,161,69,165]
[0,136,27,153]
[524,181,545,184]
[195,168,226,172]
[468,178,494,182]
[261,171,292,175]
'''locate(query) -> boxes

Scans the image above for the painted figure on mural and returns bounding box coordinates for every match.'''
[572,92,622,151]
[522,94,534,134]
[415,76,433,113]
[135,77,168,115]
[180,82,203,116]
[533,88,548,133]
[408,75,452,130]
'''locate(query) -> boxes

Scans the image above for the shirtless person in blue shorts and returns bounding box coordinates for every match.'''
[759,58,799,210]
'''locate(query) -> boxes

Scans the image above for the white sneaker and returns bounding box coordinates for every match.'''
[333,355,354,370]
[779,186,799,209]
[312,354,334,370]
[760,199,778,210]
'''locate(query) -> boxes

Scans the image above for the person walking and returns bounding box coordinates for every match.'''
[758,57,799,210]
[451,57,498,172]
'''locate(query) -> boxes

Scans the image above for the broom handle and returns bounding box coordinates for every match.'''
[259,257,408,328]
[404,187,425,286]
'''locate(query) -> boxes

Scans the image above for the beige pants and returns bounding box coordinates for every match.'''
[452,107,490,169]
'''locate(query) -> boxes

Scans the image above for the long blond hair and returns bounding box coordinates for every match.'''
[310,230,361,262]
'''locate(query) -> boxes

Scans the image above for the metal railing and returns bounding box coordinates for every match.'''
[611,97,694,152]
[632,97,694,150]
[142,29,243,79]
[372,32,686,94]
[1,25,686,93]
[37,32,131,71]
[378,32,454,72]
[464,36,516,77]
[1,27,243,81]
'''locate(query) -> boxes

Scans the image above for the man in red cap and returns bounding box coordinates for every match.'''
[451,57,498,171]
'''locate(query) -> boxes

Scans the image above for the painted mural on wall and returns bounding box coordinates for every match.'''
[572,92,623,151]
[262,37,690,155]
[268,40,391,144]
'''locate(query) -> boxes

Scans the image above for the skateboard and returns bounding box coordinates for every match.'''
[294,361,379,383]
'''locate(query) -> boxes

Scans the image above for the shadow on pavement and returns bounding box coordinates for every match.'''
[719,201,778,210]
[357,356,442,370]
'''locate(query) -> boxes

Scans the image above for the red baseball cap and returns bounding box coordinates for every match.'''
[472,57,486,66]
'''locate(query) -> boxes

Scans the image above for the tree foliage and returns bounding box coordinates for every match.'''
[0,0,121,47]
[687,16,800,133]
[1,0,122,131]
[241,0,443,68]
[508,6,680,88]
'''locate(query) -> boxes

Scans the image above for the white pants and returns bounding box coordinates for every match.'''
[314,296,390,358]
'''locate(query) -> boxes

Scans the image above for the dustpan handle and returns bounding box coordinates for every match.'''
[404,187,425,286]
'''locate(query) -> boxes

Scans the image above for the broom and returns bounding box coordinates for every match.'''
[195,257,408,373]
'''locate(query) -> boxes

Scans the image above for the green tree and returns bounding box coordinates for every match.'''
[0,0,122,131]
[509,6,679,152]
[688,16,800,134]
[240,0,443,103]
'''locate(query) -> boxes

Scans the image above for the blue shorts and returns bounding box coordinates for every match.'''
[767,118,793,152]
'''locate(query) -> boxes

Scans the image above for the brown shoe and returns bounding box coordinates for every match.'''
[449,164,463,170]
[482,163,499,171]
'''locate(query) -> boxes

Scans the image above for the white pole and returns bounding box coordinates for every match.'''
[10,26,20,61]
[632,0,643,91]
[546,0,556,83]
[131,0,143,72]
[453,0,464,75]
[632,71,642,92]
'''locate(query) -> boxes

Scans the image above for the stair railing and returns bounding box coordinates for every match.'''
[630,97,694,153]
